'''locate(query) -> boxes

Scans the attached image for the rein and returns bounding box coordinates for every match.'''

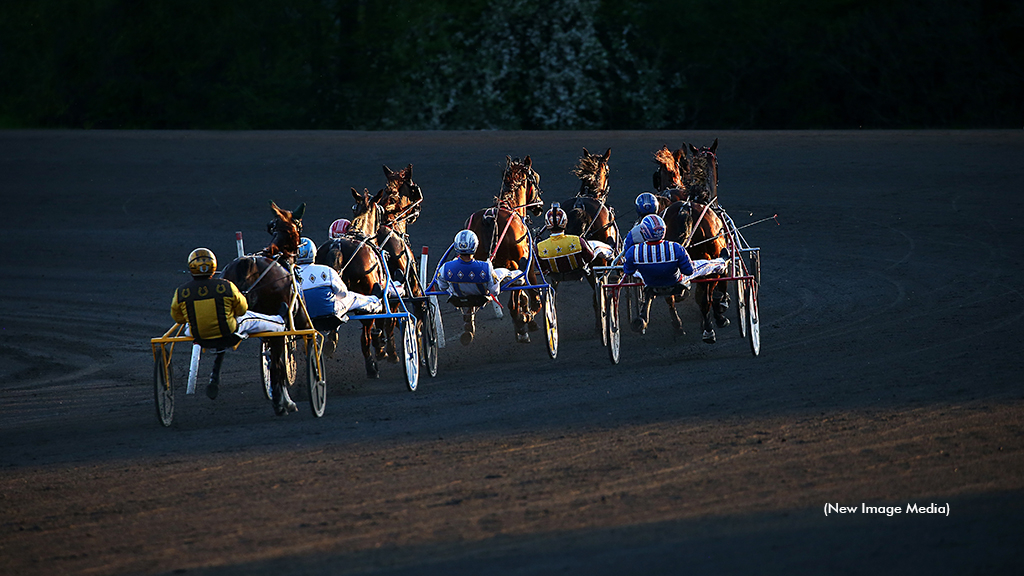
[241,253,289,296]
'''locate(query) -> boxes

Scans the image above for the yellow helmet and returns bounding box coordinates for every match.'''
[187,248,217,278]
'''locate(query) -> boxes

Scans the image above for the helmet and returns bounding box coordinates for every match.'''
[639,214,666,242]
[635,192,658,217]
[453,229,479,255]
[545,202,567,230]
[296,237,317,264]
[187,248,217,278]
[329,218,351,239]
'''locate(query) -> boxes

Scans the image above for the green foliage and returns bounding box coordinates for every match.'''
[0,0,1020,128]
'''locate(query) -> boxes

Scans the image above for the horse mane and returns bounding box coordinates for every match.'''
[653,146,682,189]
[572,155,602,190]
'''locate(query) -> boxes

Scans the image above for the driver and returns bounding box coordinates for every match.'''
[328,218,351,239]
[170,248,287,399]
[621,192,660,257]
[295,238,381,327]
[536,202,598,275]
[622,215,728,332]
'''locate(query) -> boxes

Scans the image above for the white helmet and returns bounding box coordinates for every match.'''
[296,237,317,264]
[454,229,479,255]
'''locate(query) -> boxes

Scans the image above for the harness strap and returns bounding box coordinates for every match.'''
[683,202,714,248]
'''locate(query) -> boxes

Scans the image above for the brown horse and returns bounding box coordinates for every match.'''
[377,164,424,298]
[219,201,306,415]
[464,155,544,343]
[316,188,394,378]
[558,148,621,333]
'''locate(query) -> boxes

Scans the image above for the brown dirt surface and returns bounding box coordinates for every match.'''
[1,130,1022,575]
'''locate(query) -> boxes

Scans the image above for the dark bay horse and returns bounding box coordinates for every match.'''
[464,155,544,343]
[558,148,621,333]
[377,164,424,298]
[316,188,393,378]
[219,201,306,415]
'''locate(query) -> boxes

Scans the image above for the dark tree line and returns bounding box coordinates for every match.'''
[1,0,1020,129]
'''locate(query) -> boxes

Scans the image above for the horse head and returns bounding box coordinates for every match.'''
[652,145,687,194]
[685,139,719,204]
[573,147,611,199]
[381,164,423,232]
[266,201,304,256]
[350,187,384,236]
[499,155,543,218]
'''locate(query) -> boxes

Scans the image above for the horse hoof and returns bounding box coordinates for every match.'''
[631,318,647,334]
[527,320,539,332]
[516,332,531,344]
[674,326,686,336]
[206,378,219,400]
[387,353,399,364]
[461,331,474,346]
[716,316,730,328]
[365,359,380,379]
[702,330,716,344]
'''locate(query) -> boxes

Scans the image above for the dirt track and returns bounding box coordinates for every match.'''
[1,130,1022,575]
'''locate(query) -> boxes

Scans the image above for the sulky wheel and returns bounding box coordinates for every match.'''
[400,316,420,391]
[260,340,273,400]
[543,288,558,360]
[421,300,439,377]
[747,278,761,357]
[153,348,174,427]
[606,287,621,365]
[735,256,748,339]
[306,333,327,417]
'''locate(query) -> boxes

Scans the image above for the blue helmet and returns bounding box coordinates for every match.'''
[639,214,666,242]
[454,229,479,255]
[635,192,658,217]
[296,237,317,264]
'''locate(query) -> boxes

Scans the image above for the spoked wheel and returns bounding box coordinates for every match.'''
[306,333,327,417]
[747,279,761,356]
[420,300,439,377]
[400,316,420,391]
[606,287,621,365]
[285,336,297,385]
[734,256,748,338]
[153,347,174,427]
[748,251,761,357]
[543,288,558,359]
[596,278,608,347]
[260,340,273,400]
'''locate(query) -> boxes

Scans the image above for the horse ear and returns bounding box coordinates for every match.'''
[382,165,392,177]
[524,155,532,169]
[688,143,699,156]
[602,148,611,161]
[710,138,719,153]
[292,203,305,220]
[582,147,590,157]
[351,187,361,201]
[405,164,413,180]
[269,200,286,219]
[371,188,385,204]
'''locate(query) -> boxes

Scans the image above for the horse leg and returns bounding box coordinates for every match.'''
[385,318,399,363]
[633,293,653,333]
[665,296,685,334]
[712,280,730,327]
[206,349,225,400]
[511,291,531,344]
[323,328,339,359]
[268,337,297,415]
[696,284,716,343]
[361,321,379,378]
[461,307,476,346]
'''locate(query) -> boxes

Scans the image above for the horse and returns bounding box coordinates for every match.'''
[316,187,395,378]
[683,139,719,204]
[377,164,424,298]
[463,155,544,343]
[557,148,621,333]
[218,201,307,416]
